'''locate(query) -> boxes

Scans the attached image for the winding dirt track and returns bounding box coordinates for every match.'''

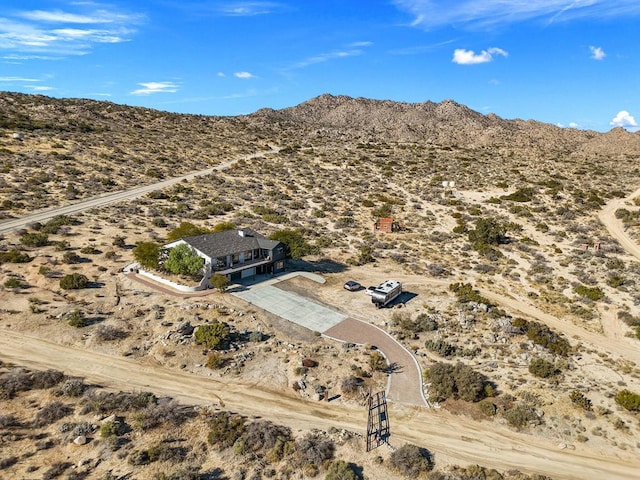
[598,186,640,261]
[1,329,639,480]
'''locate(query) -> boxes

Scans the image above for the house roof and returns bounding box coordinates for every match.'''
[377,217,394,223]
[181,228,281,259]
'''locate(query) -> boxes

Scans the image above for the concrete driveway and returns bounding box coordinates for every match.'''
[231,272,348,332]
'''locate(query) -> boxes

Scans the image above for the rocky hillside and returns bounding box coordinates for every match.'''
[248,93,640,154]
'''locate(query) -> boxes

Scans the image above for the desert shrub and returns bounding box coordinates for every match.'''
[501,187,535,202]
[478,400,497,416]
[60,273,89,290]
[614,389,640,411]
[425,362,488,403]
[504,403,538,429]
[528,358,558,378]
[424,339,458,357]
[512,318,570,356]
[269,228,318,259]
[133,399,196,430]
[449,282,491,306]
[41,215,76,234]
[368,351,387,372]
[94,324,129,341]
[133,241,161,269]
[467,217,507,250]
[414,313,438,331]
[0,249,32,264]
[80,245,101,255]
[325,460,361,480]
[617,311,640,327]
[42,462,74,480]
[573,284,605,301]
[0,414,19,428]
[194,321,232,350]
[62,251,82,264]
[167,222,211,242]
[20,232,49,247]
[81,390,157,414]
[248,331,265,342]
[569,391,592,411]
[128,449,152,466]
[243,420,292,455]
[212,221,237,232]
[0,368,65,398]
[112,235,126,248]
[68,309,87,328]
[59,377,86,397]
[293,433,335,468]
[4,277,27,289]
[206,352,226,369]
[210,272,231,292]
[34,401,73,427]
[341,376,364,394]
[31,369,66,389]
[207,412,246,449]
[388,443,433,477]
[100,420,121,438]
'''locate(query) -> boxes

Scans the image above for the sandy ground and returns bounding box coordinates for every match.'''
[1,328,639,480]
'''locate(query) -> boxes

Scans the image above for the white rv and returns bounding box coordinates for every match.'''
[370,280,402,308]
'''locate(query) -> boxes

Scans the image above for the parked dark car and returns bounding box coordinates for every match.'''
[344,280,361,291]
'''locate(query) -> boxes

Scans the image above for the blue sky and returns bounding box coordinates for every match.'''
[1,1,639,132]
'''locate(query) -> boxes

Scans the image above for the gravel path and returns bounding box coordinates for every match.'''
[324,318,428,407]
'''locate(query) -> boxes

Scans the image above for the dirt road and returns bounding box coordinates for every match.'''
[598,186,640,261]
[1,329,638,479]
[0,148,277,235]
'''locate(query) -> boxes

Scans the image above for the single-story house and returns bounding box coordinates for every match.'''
[165,228,286,284]
[373,217,401,233]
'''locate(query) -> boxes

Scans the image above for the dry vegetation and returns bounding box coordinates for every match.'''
[1,91,640,478]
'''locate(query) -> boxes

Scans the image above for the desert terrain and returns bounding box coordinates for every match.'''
[1,92,640,479]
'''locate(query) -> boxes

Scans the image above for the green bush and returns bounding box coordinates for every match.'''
[4,278,27,289]
[569,390,592,411]
[425,362,488,403]
[164,244,204,276]
[269,228,318,259]
[210,273,230,292]
[573,284,605,301]
[59,273,89,290]
[528,358,558,378]
[449,282,491,306]
[0,250,32,264]
[424,339,457,357]
[512,318,570,356]
[614,389,640,411]
[504,403,538,428]
[133,241,160,269]
[68,309,87,328]
[194,321,231,350]
[388,444,432,476]
[326,460,360,480]
[207,412,246,450]
[166,222,211,242]
[501,187,535,202]
[20,232,49,247]
[467,217,507,250]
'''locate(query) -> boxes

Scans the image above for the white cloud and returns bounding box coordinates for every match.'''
[569,122,579,128]
[217,2,282,16]
[130,82,179,95]
[290,44,371,70]
[29,85,54,91]
[610,110,638,128]
[0,76,40,82]
[394,0,640,29]
[452,47,507,65]
[0,5,142,58]
[234,71,254,79]
[589,46,606,60]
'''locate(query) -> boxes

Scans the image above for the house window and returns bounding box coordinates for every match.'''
[232,253,239,264]
[275,261,284,270]
[243,250,253,261]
